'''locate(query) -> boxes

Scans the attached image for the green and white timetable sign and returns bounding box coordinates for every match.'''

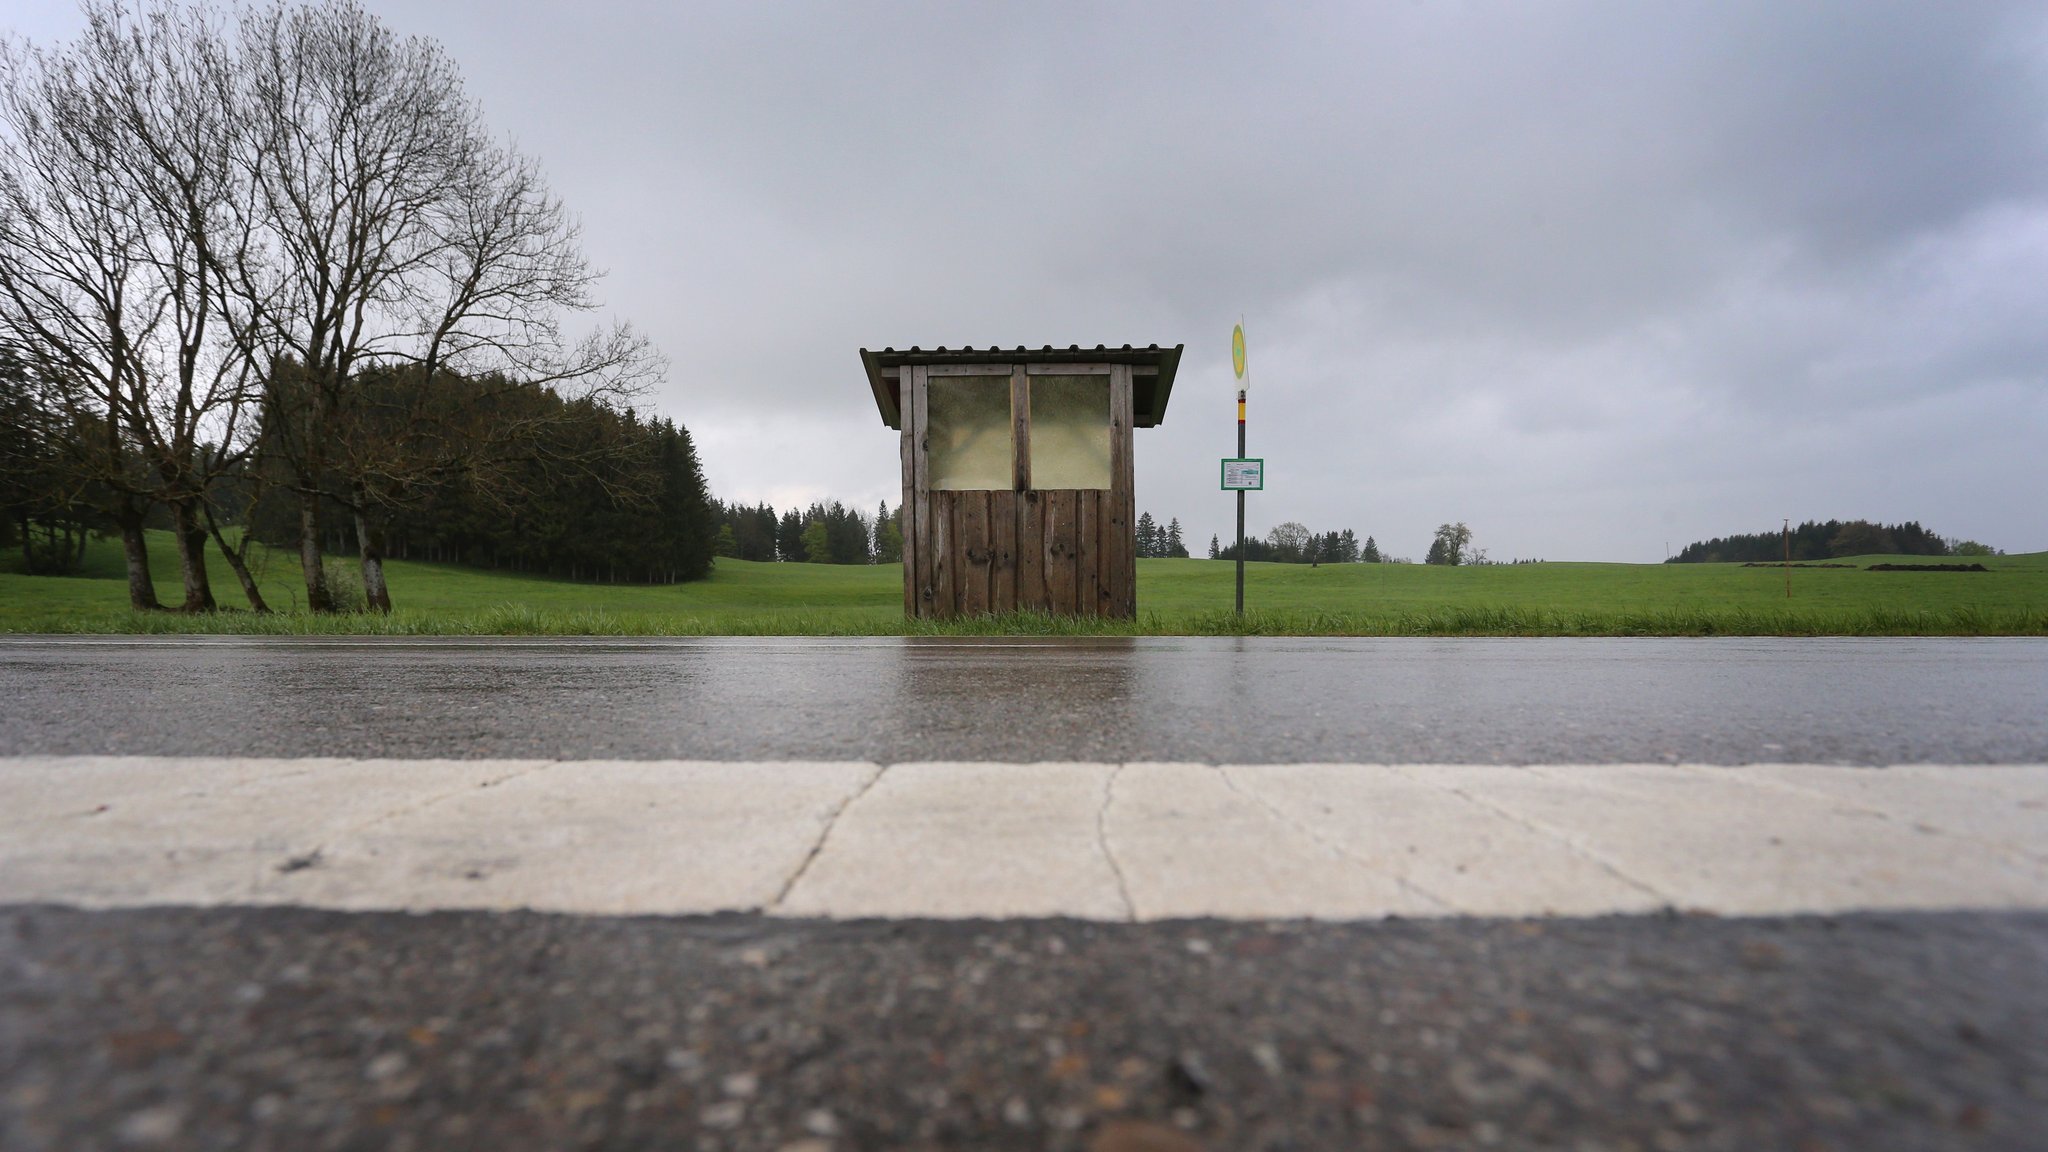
[1221,457,1264,490]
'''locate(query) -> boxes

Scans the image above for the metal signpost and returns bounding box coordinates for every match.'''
[1228,323,1250,615]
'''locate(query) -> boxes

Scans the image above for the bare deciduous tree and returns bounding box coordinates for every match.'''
[0,29,164,609]
[0,2,270,612]
[1426,522,1473,566]
[5,0,662,615]
[229,0,658,612]
[223,0,481,611]
[76,1,266,610]
[1265,520,1312,563]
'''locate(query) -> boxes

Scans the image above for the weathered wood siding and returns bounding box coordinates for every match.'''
[905,362,1137,619]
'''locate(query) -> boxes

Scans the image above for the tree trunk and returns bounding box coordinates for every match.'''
[202,505,270,613]
[168,499,217,612]
[354,504,393,614]
[298,489,333,612]
[117,506,161,612]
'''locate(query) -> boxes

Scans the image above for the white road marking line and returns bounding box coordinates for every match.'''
[3,757,2044,921]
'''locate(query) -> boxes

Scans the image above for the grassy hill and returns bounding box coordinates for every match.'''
[2,531,2044,635]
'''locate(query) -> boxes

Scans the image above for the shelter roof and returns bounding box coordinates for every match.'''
[859,344,1183,430]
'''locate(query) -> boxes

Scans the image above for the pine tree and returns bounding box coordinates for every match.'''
[777,508,806,561]
[720,502,778,562]
[1208,534,1220,560]
[1362,535,1381,563]
[815,500,871,563]
[875,501,902,564]
[1165,517,1187,558]
[800,518,830,563]
[1135,511,1158,559]
[654,418,718,581]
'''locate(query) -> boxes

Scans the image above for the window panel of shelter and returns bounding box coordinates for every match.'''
[927,375,1013,490]
[1028,375,1112,490]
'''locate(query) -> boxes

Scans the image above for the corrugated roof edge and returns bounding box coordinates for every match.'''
[859,344,1182,430]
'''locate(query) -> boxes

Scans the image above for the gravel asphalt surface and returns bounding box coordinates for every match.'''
[4,905,2044,1152]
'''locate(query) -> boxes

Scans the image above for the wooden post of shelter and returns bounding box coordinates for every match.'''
[860,344,1182,620]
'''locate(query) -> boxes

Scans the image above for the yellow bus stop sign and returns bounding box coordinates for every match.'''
[1231,324,1246,380]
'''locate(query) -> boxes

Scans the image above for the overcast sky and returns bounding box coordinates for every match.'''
[14,1,2048,560]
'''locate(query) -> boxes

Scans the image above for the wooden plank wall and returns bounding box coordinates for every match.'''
[904,363,1138,620]
[906,366,932,617]
[1018,489,1046,612]
[1108,364,1136,618]
[920,487,1128,619]
[899,365,920,618]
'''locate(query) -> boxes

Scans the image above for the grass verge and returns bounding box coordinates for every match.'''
[3,532,2043,636]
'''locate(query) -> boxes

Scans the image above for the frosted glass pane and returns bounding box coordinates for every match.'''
[928,376,1012,490]
[1029,375,1110,490]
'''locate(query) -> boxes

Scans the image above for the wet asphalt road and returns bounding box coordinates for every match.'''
[4,636,2047,1149]
[3,635,2046,763]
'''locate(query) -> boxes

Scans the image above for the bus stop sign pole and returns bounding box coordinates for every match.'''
[1232,323,1247,616]
[1236,391,1246,615]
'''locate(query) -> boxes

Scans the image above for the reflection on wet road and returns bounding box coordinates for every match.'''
[3,635,2043,763]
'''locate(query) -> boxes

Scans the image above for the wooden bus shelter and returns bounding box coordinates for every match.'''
[861,343,1182,619]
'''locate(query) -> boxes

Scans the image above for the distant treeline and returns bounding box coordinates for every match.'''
[243,381,718,588]
[711,500,902,565]
[5,353,719,601]
[1213,523,1381,564]
[1670,520,1996,564]
[707,504,1200,565]
[1138,513,1190,558]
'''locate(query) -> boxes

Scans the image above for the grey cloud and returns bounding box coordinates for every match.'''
[10,0,2044,558]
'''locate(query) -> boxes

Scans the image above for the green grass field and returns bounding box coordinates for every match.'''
[2,531,2044,636]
